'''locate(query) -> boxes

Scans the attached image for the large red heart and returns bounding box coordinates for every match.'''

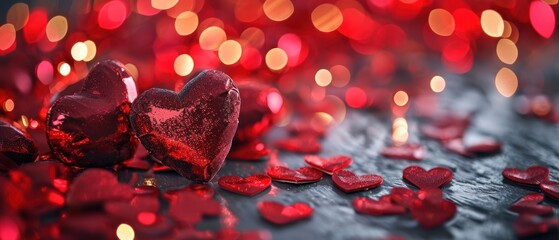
[218,174,271,196]
[403,166,453,189]
[304,155,352,174]
[509,193,553,216]
[409,189,456,229]
[502,166,549,186]
[540,180,559,200]
[266,166,323,184]
[352,196,406,216]
[332,170,383,193]
[257,201,313,225]
[46,60,138,167]
[130,70,241,182]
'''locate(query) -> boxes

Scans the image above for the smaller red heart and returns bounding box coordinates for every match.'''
[275,135,321,154]
[228,141,270,161]
[420,124,467,141]
[389,187,415,208]
[352,196,406,216]
[441,139,473,157]
[266,166,323,184]
[332,170,383,193]
[513,214,550,237]
[257,201,313,225]
[164,184,215,202]
[403,166,453,189]
[509,193,553,216]
[66,169,133,208]
[168,191,221,225]
[218,174,271,196]
[381,144,425,161]
[409,189,456,229]
[502,166,549,186]
[465,139,502,154]
[540,180,559,200]
[304,155,352,174]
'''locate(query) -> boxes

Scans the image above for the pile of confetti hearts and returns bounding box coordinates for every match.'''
[502,165,559,237]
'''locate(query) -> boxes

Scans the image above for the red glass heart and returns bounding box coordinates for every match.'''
[234,82,283,143]
[381,144,425,161]
[130,70,241,182]
[0,120,38,168]
[275,135,321,154]
[66,169,133,207]
[257,201,313,225]
[409,189,456,229]
[390,187,415,208]
[304,155,352,174]
[540,180,559,200]
[218,174,271,196]
[332,170,383,193]
[509,193,553,216]
[227,141,270,161]
[46,60,138,167]
[502,166,549,186]
[403,166,453,189]
[352,196,406,216]
[266,166,323,184]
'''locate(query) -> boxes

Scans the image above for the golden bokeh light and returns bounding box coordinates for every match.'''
[175,11,198,36]
[392,117,408,146]
[199,26,226,50]
[430,75,446,93]
[428,9,455,36]
[71,42,88,61]
[240,27,265,49]
[394,90,409,106]
[0,24,16,51]
[481,10,504,38]
[116,223,135,240]
[58,62,71,76]
[124,63,139,80]
[218,40,242,65]
[263,0,294,22]
[496,38,518,65]
[393,117,408,130]
[83,40,97,62]
[495,67,518,98]
[311,3,343,33]
[174,54,194,76]
[265,48,288,71]
[3,99,14,112]
[151,0,179,10]
[7,3,29,31]
[315,69,332,87]
[46,16,68,42]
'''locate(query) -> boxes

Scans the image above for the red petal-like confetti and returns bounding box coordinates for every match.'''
[275,135,321,154]
[381,144,425,161]
[304,155,352,174]
[420,124,467,141]
[540,180,559,200]
[403,166,453,189]
[228,141,270,161]
[502,166,549,186]
[266,166,323,184]
[257,201,313,225]
[164,184,215,202]
[332,170,383,193]
[218,174,271,196]
[66,169,133,208]
[509,193,553,216]
[168,191,221,225]
[409,189,456,229]
[390,187,415,208]
[513,214,549,237]
[352,196,406,216]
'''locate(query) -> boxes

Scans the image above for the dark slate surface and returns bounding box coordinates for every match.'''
[124,77,559,240]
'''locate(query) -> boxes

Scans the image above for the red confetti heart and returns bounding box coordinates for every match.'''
[275,135,321,154]
[540,180,559,200]
[218,174,271,196]
[66,169,133,207]
[164,184,215,202]
[130,70,241,182]
[381,144,425,161]
[420,124,467,141]
[228,141,270,161]
[257,201,313,225]
[390,187,415,208]
[46,60,138,167]
[441,139,473,157]
[465,139,502,154]
[403,166,453,189]
[352,196,406,216]
[266,166,323,184]
[304,155,352,174]
[410,189,456,229]
[288,119,327,138]
[502,166,549,186]
[332,170,383,193]
[513,214,550,237]
[509,193,553,216]
[168,191,221,225]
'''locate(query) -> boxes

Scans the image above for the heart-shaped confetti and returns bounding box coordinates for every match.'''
[266,166,323,184]
[304,155,352,174]
[465,139,502,154]
[502,166,549,186]
[540,180,559,200]
[164,184,215,201]
[509,193,553,216]
[513,214,550,237]
[381,144,425,161]
[403,166,453,189]
[420,124,467,141]
[66,169,133,208]
[409,189,456,229]
[332,170,383,193]
[390,187,415,208]
[218,174,271,196]
[168,191,221,225]
[275,135,321,154]
[257,201,313,225]
[0,120,38,167]
[228,141,270,161]
[352,196,406,216]
[130,70,241,182]
[46,60,138,167]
